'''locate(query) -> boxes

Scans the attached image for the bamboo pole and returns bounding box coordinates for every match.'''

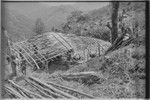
[19,42,41,61]
[28,76,77,99]
[19,42,45,64]
[10,47,34,68]
[47,80,94,99]
[51,34,69,50]
[56,33,73,49]
[24,41,48,61]
[25,41,49,71]
[14,44,40,69]
[8,80,42,98]
[46,50,67,61]
[24,79,53,98]
[25,78,64,98]
[4,85,24,98]
[29,76,94,99]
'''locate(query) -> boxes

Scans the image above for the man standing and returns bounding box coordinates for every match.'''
[19,51,27,75]
[10,55,17,79]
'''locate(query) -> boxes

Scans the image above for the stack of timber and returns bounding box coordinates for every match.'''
[4,76,95,99]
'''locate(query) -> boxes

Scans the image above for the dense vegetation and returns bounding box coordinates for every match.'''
[53,2,145,45]
[45,2,145,98]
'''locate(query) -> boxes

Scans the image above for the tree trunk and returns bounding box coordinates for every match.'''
[111,1,119,44]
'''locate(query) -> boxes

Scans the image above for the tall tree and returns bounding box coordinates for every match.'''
[34,18,45,35]
[111,1,119,44]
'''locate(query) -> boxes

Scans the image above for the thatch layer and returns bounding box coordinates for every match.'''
[11,32,111,69]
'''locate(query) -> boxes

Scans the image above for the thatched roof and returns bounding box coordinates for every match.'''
[10,32,73,68]
[10,32,111,69]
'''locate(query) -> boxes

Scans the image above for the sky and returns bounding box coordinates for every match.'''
[3,1,109,12]
[41,2,109,11]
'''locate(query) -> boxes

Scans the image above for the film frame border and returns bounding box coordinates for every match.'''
[0,0,149,99]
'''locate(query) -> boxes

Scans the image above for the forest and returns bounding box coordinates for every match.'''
[2,1,146,99]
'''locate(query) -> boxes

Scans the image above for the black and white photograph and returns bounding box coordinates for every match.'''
[1,0,148,99]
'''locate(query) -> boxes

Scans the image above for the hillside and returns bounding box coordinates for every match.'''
[56,2,145,42]
[2,2,145,46]
[2,7,35,42]
[3,2,109,42]
[3,3,76,42]
[43,5,76,31]
[3,1,146,99]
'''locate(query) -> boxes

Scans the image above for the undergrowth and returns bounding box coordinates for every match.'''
[30,44,145,98]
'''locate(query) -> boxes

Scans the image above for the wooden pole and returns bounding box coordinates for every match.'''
[14,44,40,69]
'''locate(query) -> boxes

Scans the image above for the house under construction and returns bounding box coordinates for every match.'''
[9,32,111,70]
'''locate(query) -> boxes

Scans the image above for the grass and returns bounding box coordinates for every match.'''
[45,43,145,98]
[5,41,145,98]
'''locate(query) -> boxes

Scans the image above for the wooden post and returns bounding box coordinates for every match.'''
[98,43,101,57]
[45,61,49,72]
